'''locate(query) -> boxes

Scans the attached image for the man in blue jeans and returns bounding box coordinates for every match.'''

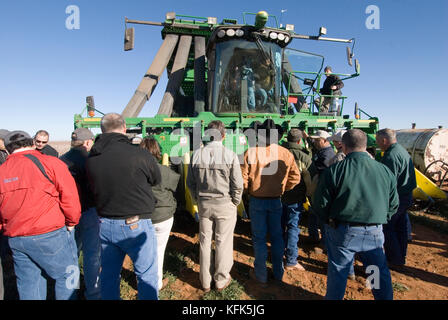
[281,129,312,271]
[60,128,101,300]
[376,128,417,268]
[86,113,161,300]
[314,129,399,300]
[0,130,81,300]
[242,120,301,286]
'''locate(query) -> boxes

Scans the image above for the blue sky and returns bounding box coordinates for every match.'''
[0,0,447,140]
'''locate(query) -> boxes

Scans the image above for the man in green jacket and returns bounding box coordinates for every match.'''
[313,129,398,300]
[376,128,416,267]
[281,129,312,271]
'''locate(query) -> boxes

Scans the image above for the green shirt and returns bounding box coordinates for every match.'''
[381,143,417,196]
[281,141,312,204]
[313,152,399,224]
[151,164,181,224]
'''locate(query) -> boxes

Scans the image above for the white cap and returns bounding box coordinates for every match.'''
[328,130,347,142]
[309,130,331,140]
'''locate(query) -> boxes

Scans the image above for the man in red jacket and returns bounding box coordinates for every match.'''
[0,131,81,300]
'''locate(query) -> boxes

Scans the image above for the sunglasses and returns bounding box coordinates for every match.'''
[35,140,48,144]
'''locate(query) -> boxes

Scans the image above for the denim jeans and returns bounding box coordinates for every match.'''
[281,202,302,266]
[8,227,79,300]
[99,217,158,300]
[75,207,101,300]
[249,197,284,282]
[383,193,412,265]
[325,223,393,300]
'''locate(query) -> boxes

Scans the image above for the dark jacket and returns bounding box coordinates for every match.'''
[0,150,7,165]
[151,164,180,224]
[86,133,161,219]
[60,147,95,212]
[320,74,344,96]
[38,144,59,158]
[281,141,312,204]
[381,143,417,197]
[313,152,399,224]
[308,145,336,178]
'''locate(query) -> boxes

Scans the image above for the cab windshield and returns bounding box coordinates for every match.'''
[212,39,282,114]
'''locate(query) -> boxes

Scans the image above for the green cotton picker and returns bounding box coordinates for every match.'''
[74,10,381,221]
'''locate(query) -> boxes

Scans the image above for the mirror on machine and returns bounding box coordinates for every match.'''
[346,47,353,66]
[355,59,360,74]
[124,27,135,51]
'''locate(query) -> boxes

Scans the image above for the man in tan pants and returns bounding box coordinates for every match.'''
[187,121,243,292]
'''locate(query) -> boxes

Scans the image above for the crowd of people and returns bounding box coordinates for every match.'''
[0,115,416,300]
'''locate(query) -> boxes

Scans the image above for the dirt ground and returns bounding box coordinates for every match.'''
[117,203,448,301]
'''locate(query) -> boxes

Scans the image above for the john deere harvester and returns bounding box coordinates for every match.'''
[74,11,380,219]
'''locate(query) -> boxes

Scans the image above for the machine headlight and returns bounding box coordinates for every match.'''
[217,29,226,38]
[235,29,244,37]
[277,33,285,41]
[226,29,236,37]
[284,36,290,43]
[269,32,278,40]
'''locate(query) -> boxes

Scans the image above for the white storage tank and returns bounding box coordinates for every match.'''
[396,128,448,185]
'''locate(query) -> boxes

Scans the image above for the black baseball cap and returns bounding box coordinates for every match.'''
[4,131,32,147]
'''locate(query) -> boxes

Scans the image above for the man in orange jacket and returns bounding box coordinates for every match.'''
[242,120,301,286]
[0,131,81,300]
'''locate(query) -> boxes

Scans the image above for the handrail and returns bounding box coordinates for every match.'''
[286,70,353,116]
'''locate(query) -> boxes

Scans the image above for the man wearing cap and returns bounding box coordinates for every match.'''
[60,128,101,300]
[242,119,301,286]
[328,130,347,166]
[376,128,416,268]
[313,129,398,300]
[34,130,59,157]
[0,130,9,166]
[86,113,161,300]
[0,130,81,300]
[304,129,336,245]
[280,129,312,271]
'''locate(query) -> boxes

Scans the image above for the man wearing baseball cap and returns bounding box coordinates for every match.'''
[60,128,101,299]
[303,130,336,246]
[0,130,81,300]
[328,130,347,166]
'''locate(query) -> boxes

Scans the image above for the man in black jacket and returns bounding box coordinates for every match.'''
[34,130,59,157]
[314,66,344,113]
[86,113,161,300]
[60,127,101,300]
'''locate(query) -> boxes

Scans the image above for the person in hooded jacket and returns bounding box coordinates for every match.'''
[86,113,161,300]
